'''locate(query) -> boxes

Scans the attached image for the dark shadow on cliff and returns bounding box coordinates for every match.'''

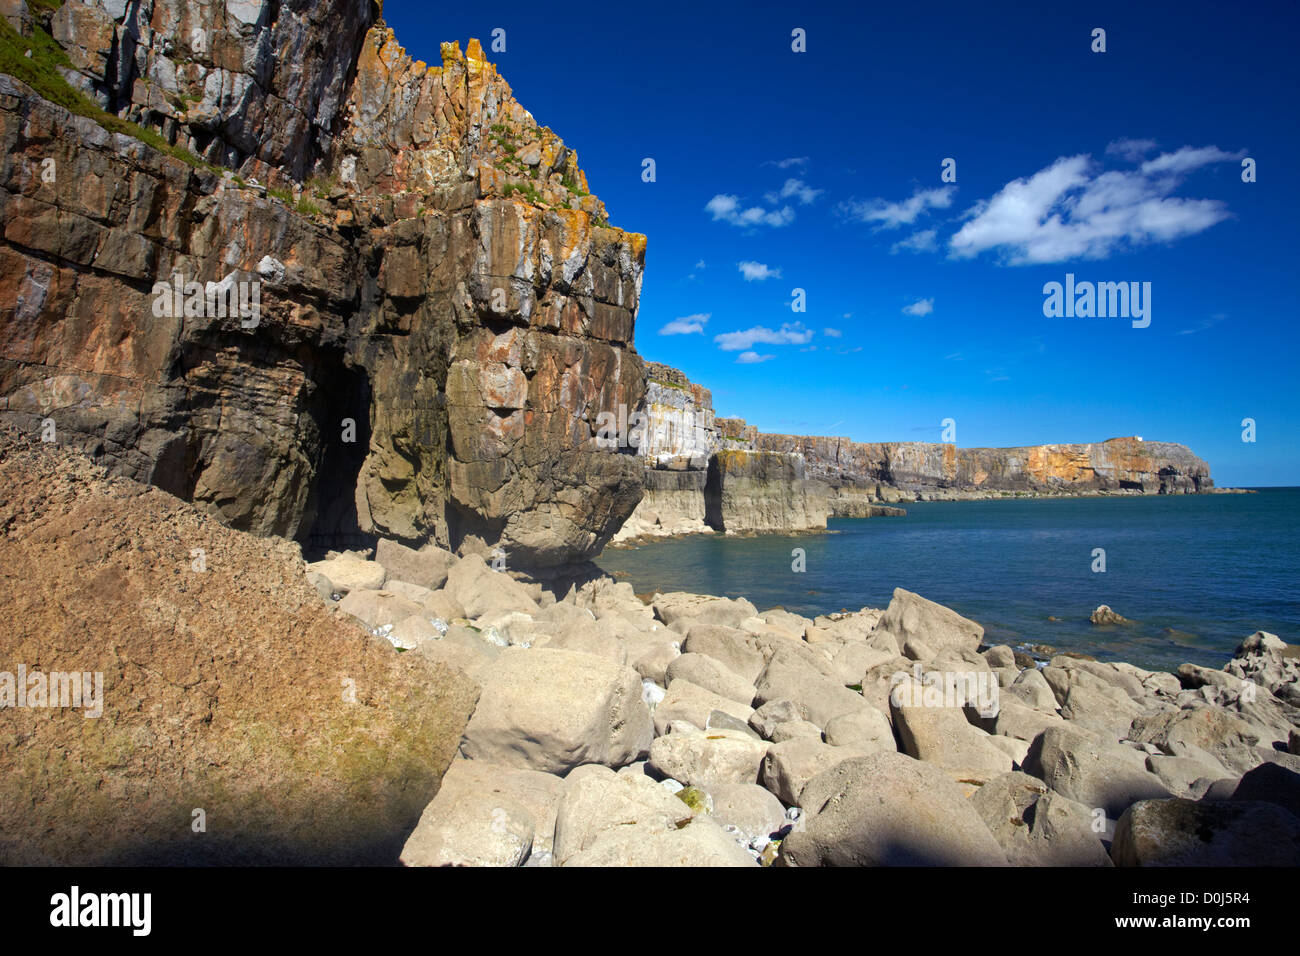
[299,357,376,559]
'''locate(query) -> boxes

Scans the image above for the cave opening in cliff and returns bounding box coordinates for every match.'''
[298,359,376,559]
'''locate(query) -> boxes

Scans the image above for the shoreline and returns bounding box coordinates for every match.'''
[611,485,1256,546]
[305,540,1300,867]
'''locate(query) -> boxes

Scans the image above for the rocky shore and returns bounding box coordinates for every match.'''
[308,538,1300,867]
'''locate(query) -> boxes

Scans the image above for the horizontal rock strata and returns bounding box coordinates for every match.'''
[615,362,1213,542]
[1,4,648,567]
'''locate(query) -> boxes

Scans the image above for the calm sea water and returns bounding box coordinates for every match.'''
[595,489,1300,672]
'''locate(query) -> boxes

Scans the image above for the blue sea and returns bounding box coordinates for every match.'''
[595,489,1300,672]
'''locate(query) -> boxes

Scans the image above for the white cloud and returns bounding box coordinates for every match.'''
[737,261,782,281]
[891,228,938,254]
[902,298,934,317]
[764,157,809,169]
[948,146,1241,264]
[823,327,842,338]
[736,350,775,364]
[714,322,814,351]
[1140,145,1244,176]
[1105,138,1159,162]
[841,187,955,229]
[764,178,823,205]
[694,259,707,270]
[659,312,710,335]
[705,194,796,228]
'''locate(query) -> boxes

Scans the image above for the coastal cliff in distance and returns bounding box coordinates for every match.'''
[615,362,1214,541]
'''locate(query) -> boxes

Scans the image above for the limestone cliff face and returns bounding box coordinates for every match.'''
[618,362,1214,541]
[0,2,647,565]
[616,364,825,538]
[755,434,1213,498]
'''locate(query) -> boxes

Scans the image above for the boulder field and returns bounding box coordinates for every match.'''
[306,530,1300,867]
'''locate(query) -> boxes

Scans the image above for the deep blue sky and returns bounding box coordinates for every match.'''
[385,0,1298,486]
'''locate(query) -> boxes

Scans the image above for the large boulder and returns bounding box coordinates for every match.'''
[876,588,983,655]
[666,653,757,706]
[778,752,1007,866]
[648,726,769,788]
[0,435,479,865]
[653,592,758,630]
[1128,706,1274,776]
[552,765,754,867]
[653,679,754,737]
[305,554,387,594]
[755,646,873,727]
[970,772,1112,866]
[761,738,869,806]
[890,677,1014,774]
[708,783,788,847]
[400,759,563,867]
[445,554,541,619]
[460,648,653,774]
[682,625,767,684]
[1111,798,1300,866]
[1023,726,1171,819]
[375,539,458,590]
[823,707,895,753]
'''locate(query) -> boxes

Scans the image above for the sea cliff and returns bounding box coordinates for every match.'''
[616,363,1214,541]
[1,2,646,566]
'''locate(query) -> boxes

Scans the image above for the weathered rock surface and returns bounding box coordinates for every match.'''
[2,9,649,566]
[878,587,984,655]
[1024,726,1171,819]
[970,772,1112,866]
[460,648,653,774]
[779,752,1008,866]
[1111,798,1300,866]
[0,427,478,865]
[400,759,563,867]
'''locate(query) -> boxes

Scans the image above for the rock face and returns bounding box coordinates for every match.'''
[1,5,647,566]
[0,425,479,865]
[756,433,1213,498]
[616,362,1212,542]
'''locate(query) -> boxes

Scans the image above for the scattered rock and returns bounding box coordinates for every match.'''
[1090,605,1132,626]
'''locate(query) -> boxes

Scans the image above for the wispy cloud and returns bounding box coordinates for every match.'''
[764,157,809,170]
[1105,138,1159,162]
[1178,312,1228,335]
[764,178,823,205]
[891,228,938,254]
[737,261,782,281]
[736,350,775,364]
[902,298,934,317]
[705,194,796,229]
[659,312,710,335]
[949,146,1243,264]
[841,186,955,229]
[823,327,842,338]
[714,322,814,351]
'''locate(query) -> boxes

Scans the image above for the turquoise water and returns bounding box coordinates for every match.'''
[595,489,1300,672]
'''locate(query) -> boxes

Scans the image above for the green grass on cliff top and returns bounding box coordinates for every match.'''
[0,18,213,171]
